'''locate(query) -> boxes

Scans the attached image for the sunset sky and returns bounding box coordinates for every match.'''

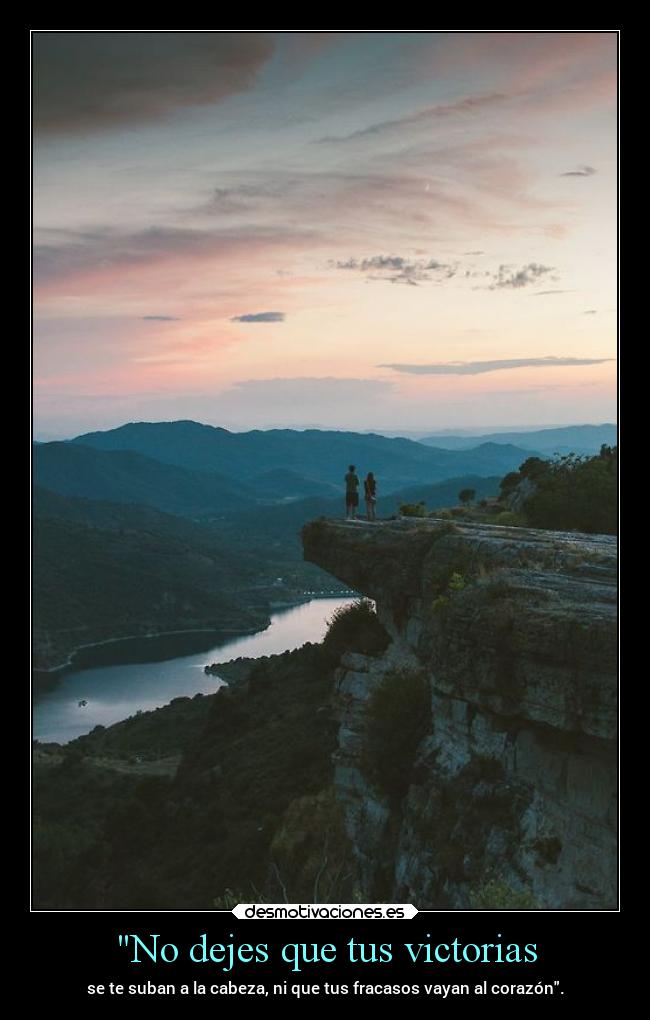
[33,31,617,438]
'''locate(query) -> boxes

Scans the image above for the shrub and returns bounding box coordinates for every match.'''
[498,449,617,534]
[458,488,476,506]
[524,450,617,534]
[430,571,467,614]
[519,456,550,481]
[498,472,521,501]
[470,878,539,909]
[433,509,452,520]
[323,599,390,659]
[495,511,525,527]
[365,669,430,798]
[399,502,428,517]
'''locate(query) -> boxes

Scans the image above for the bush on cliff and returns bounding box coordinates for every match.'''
[365,668,430,799]
[469,877,539,910]
[399,502,428,517]
[524,448,617,534]
[499,446,617,534]
[323,599,390,660]
[494,510,525,527]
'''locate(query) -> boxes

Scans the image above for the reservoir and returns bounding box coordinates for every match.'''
[33,597,355,744]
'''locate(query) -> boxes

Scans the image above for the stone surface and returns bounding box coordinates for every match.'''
[302,517,618,909]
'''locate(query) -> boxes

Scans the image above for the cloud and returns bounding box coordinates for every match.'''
[34,224,316,288]
[230,311,285,323]
[334,254,557,292]
[379,357,614,376]
[531,289,570,296]
[141,315,181,321]
[560,165,597,177]
[333,254,452,285]
[314,36,615,149]
[318,91,512,144]
[489,263,554,289]
[33,32,275,135]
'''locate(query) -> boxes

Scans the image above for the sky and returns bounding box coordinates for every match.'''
[33,31,617,438]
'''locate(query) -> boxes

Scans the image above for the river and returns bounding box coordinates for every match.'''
[33,597,355,745]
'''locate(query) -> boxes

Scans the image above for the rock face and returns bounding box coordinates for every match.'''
[302,517,617,909]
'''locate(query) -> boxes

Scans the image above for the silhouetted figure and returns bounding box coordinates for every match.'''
[345,464,360,519]
[364,472,377,521]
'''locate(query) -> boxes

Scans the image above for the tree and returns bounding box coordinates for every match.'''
[458,488,476,507]
[498,472,521,500]
[523,448,617,534]
[518,456,549,481]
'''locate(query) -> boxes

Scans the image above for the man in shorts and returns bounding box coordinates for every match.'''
[345,464,360,519]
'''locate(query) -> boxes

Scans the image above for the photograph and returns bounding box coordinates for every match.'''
[32,30,617,914]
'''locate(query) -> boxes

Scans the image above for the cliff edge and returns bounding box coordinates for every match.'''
[302,517,617,909]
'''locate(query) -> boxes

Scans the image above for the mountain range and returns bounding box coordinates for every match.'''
[418,423,617,455]
[29,419,541,509]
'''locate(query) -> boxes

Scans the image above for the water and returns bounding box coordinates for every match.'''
[33,597,355,745]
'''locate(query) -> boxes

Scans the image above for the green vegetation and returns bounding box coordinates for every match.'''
[499,471,522,499]
[458,488,476,506]
[34,641,344,908]
[470,878,539,910]
[33,501,269,670]
[269,787,354,902]
[34,587,392,909]
[33,489,334,670]
[364,669,430,798]
[500,447,618,534]
[430,571,467,614]
[323,599,390,660]
[448,571,466,591]
[399,501,428,517]
[494,510,525,527]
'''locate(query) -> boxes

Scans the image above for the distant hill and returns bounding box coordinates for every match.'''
[71,420,534,492]
[34,441,252,516]
[419,423,617,455]
[33,486,347,671]
[33,489,270,671]
[248,468,342,501]
[34,486,245,540]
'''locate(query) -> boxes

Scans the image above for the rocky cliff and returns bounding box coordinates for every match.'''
[302,517,617,909]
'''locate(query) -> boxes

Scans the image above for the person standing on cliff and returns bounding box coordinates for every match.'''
[345,464,360,519]
[364,471,377,521]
